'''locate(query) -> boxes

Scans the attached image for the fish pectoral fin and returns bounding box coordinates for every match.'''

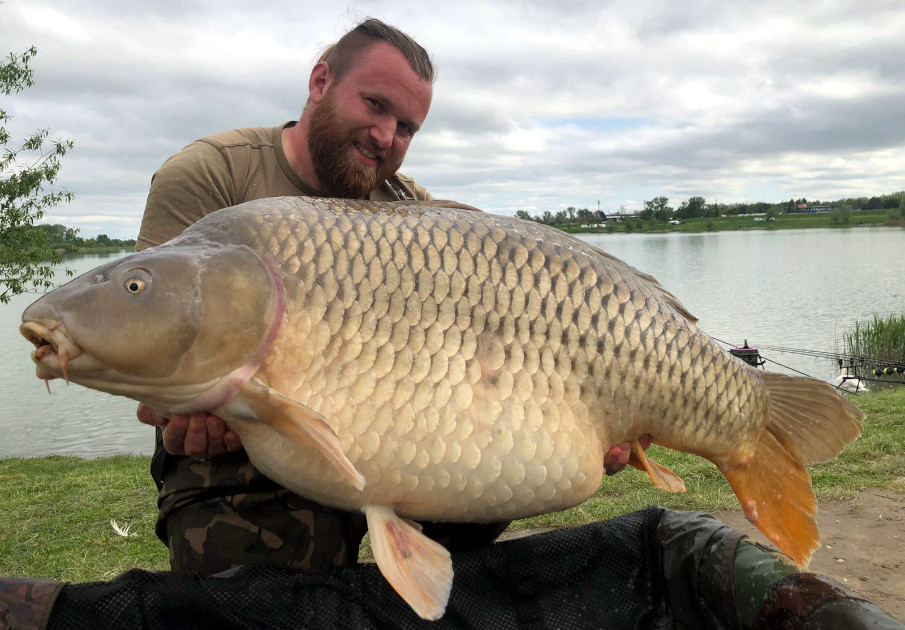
[364,505,453,621]
[232,380,365,491]
[628,442,687,493]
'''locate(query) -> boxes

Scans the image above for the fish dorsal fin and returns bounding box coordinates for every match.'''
[364,505,453,621]
[628,441,687,493]
[586,244,698,324]
[225,380,365,490]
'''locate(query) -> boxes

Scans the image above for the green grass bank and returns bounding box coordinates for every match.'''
[557,207,900,234]
[1,386,902,581]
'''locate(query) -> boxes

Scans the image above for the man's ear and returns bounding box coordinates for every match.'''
[308,61,333,104]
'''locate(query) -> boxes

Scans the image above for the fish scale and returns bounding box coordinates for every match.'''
[219,199,738,515]
[21,196,863,620]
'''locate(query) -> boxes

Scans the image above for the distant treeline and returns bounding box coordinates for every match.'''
[515,191,905,226]
[37,224,136,252]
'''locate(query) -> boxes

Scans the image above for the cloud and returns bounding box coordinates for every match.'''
[2,0,904,237]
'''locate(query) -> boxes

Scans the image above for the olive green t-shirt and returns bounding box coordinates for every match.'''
[137,122,433,251]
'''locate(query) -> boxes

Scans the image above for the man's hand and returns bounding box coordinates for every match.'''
[604,435,653,475]
[137,403,242,459]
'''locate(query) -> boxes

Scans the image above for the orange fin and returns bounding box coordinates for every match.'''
[758,372,863,464]
[713,372,863,568]
[629,442,687,493]
[228,380,365,490]
[364,505,453,621]
[717,429,817,568]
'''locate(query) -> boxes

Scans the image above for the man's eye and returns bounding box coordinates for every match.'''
[366,98,381,109]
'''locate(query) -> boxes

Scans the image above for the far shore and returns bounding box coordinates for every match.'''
[554,207,900,235]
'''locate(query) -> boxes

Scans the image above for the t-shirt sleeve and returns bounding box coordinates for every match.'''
[136,140,237,251]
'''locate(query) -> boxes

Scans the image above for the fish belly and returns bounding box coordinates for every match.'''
[230,386,609,522]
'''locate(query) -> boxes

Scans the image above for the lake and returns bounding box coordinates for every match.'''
[1,227,902,459]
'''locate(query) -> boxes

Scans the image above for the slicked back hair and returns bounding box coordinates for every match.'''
[319,18,435,85]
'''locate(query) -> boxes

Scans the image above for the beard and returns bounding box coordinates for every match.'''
[307,89,403,198]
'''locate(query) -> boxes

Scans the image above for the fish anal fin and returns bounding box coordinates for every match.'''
[364,504,453,621]
[227,381,365,491]
[716,429,817,569]
[628,442,686,493]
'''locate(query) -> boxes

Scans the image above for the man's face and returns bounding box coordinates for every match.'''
[307,42,432,198]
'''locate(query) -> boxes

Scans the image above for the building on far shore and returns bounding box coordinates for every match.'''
[791,204,832,213]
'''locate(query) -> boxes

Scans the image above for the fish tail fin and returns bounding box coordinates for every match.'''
[718,373,863,568]
[364,505,453,621]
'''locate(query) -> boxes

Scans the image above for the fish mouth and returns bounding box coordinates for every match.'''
[20,320,83,384]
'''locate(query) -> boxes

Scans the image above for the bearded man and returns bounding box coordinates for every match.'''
[135,17,642,577]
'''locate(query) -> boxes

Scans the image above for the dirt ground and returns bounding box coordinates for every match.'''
[718,487,904,622]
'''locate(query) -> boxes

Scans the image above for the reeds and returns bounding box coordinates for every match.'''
[841,313,905,367]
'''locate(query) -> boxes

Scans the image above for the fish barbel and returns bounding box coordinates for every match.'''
[20,197,862,620]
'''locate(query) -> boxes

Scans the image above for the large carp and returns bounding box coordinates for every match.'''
[21,197,862,620]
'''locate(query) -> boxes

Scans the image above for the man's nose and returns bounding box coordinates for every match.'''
[370,118,396,149]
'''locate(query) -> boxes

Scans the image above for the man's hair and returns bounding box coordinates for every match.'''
[319,18,434,84]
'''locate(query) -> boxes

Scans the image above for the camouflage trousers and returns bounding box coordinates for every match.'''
[154,443,368,576]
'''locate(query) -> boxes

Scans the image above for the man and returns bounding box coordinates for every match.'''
[135,18,644,577]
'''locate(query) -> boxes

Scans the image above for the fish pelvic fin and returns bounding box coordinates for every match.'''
[718,372,863,568]
[231,380,365,491]
[629,442,687,493]
[364,505,453,621]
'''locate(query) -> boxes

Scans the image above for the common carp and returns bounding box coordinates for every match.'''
[20,197,862,620]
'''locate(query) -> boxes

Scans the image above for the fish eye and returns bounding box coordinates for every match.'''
[124,278,146,294]
[120,267,152,296]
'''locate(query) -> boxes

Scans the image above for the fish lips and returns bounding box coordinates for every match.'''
[20,319,84,382]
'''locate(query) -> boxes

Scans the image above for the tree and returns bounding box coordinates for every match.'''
[576,208,594,225]
[1,39,75,303]
[644,196,673,222]
[514,210,533,221]
[829,206,851,225]
[37,223,80,246]
[565,206,576,224]
[675,196,707,219]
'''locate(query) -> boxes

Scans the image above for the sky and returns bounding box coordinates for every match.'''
[2,0,904,238]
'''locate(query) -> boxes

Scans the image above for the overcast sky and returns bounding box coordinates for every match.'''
[3,0,904,238]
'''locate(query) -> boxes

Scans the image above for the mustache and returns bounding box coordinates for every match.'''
[356,137,388,163]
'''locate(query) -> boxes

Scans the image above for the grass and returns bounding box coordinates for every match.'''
[0,456,167,580]
[1,387,903,580]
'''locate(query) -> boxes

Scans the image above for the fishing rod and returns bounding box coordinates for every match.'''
[711,337,905,387]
